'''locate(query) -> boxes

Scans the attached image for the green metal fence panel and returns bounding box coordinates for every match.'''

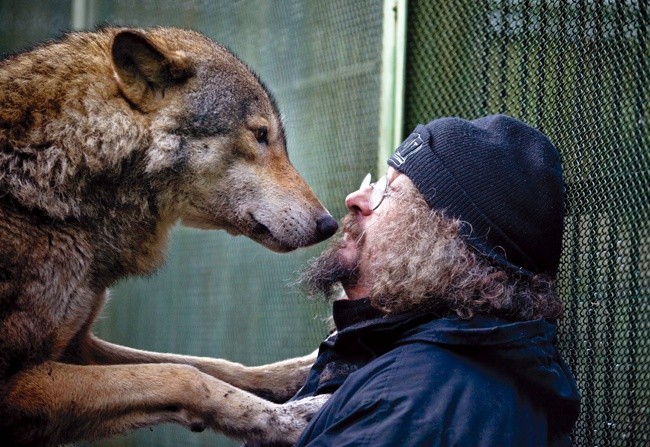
[404,1,649,445]
[0,0,71,55]
[2,0,648,446]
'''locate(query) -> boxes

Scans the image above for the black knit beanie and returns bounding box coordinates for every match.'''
[387,115,564,278]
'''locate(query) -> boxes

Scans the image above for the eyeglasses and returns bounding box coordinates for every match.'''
[360,172,390,211]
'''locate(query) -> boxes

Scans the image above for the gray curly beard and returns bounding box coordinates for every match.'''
[296,214,362,301]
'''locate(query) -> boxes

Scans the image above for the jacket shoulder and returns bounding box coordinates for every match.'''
[298,340,552,447]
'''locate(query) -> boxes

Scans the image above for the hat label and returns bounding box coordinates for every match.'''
[389,133,423,167]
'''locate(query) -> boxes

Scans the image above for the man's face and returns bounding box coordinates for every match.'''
[338,168,403,292]
[298,167,415,300]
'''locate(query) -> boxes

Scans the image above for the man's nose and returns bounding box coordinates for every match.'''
[345,187,373,216]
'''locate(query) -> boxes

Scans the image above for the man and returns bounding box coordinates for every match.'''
[253,114,581,446]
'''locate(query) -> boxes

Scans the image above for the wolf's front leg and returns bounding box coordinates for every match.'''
[2,360,328,446]
[71,333,317,402]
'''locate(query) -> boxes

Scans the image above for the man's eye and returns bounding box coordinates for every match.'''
[255,127,268,144]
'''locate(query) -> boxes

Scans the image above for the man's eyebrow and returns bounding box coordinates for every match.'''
[386,181,403,195]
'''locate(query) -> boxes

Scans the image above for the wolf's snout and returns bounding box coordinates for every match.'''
[315,215,338,242]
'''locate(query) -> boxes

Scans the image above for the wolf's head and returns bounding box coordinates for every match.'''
[110,28,337,252]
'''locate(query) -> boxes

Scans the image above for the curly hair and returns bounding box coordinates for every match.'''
[363,185,564,321]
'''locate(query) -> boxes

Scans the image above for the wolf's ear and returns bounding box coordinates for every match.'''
[111,30,193,110]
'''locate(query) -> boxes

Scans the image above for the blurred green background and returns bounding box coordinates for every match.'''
[1,1,647,446]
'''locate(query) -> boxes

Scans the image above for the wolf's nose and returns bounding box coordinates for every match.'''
[316,215,338,241]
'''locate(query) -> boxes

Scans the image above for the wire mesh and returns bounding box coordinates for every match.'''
[404,1,649,445]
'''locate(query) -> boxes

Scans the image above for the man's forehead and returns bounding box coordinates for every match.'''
[387,167,400,182]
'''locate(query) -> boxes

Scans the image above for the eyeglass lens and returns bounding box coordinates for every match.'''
[370,175,388,210]
[359,173,389,210]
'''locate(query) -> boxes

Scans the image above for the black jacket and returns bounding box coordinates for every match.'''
[291,298,580,447]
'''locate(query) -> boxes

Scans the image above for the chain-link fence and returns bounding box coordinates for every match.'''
[405,1,649,445]
[1,0,648,446]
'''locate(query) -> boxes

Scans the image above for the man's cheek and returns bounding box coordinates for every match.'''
[337,236,360,270]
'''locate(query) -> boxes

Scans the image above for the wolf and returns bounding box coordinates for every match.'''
[0,27,337,446]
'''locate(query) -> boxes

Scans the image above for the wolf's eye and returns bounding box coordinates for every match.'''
[254,127,268,145]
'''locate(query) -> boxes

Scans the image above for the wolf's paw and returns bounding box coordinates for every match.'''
[284,393,330,423]
[266,394,331,444]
